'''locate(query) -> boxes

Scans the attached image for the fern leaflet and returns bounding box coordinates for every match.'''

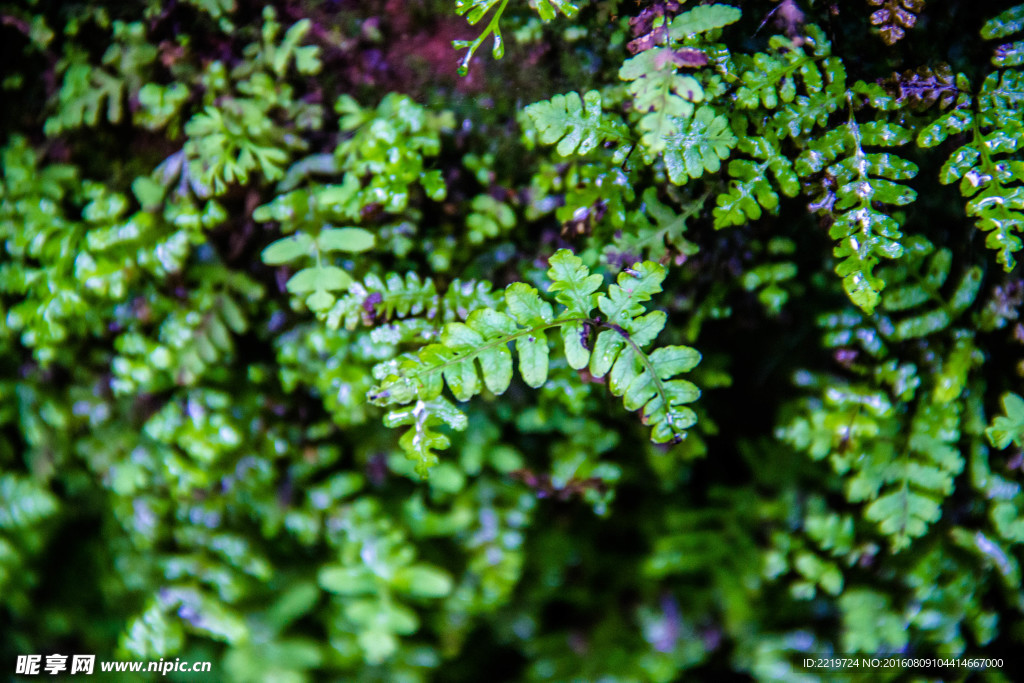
[986,392,1024,449]
[523,90,630,158]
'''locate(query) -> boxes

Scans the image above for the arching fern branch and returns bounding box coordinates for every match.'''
[453,0,580,75]
[369,250,702,475]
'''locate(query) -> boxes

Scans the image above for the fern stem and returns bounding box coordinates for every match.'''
[457,0,511,76]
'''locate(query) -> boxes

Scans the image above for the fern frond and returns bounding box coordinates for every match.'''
[370,250,701,474]
[977,71,1024,126]
[874,237,983,340]
[325,273,502,331]
[618,4,740,158]
[45,64,126,135]
[547,248,604,368]
[818,309,890,359]
[661,106,737,185]
[772,58,848,139]
[782,364,969,552]
[986,392,1024,449]
[261,227,375,313]
[917,16,1024,271]
[620,49,705,155]
[718,34,842,227]
[814,237,982,370]
[440,279,506,324]
[714,131,799,227]
[867,0,925,46]
[863,401,963,551]
[327,272,438,329]
[668,4,741,40]
[185,100,292,190]
[742,238,799,315]
[523,90,630,158]
[797,111,919,313]
[733,26,833,110]
[466,194,516,244]
[885,64,962,111]
[382,397,469,474]
[608,187,700,262]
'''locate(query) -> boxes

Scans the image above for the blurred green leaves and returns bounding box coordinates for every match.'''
[262,227,375,313]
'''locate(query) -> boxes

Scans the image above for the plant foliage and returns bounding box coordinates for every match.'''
[369,250,700,474]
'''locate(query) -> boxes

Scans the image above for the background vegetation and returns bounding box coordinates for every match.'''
[2,0,1024,679]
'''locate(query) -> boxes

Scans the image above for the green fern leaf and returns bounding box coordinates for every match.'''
[466,194,516,244]
[981,5,1024,41]
[734,28,833,110]
[547,250,602,317]
[993,40,1024,67]
[714,132,799,227]
[773,57,848,135]
[185,101,292,193]
[326,272,438,329]
[524,90,629,157]
[796,114,919,313]
[668,4,741,40]
[977,72,1024,126]
[620,50,705,154]
[864,402,964,551]
[876,237,982,341]
[452,0,576,74]
[382,397,468,476]
[986,393,1024,449]
[742,238,799,315]
[504,283,554,387]
[45,64,126,135]
[548,250,603,369]
[661,106,737,185]
[609,186,701,262]
[261,227,374,312]
[917,18,1024,271]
